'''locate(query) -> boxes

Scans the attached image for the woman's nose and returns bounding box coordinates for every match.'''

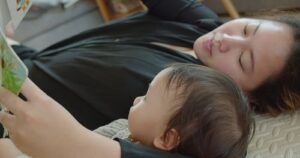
[214,33,248,53]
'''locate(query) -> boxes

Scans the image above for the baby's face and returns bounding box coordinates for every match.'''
[128,69,176,147]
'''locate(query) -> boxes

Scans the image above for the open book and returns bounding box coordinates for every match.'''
[0,0,32,31]
[0,30,29,137]
[0,0,31,137]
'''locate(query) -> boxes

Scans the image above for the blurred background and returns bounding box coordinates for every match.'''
[13,0,300,51]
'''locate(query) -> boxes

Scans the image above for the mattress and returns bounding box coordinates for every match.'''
[247,110,300,158]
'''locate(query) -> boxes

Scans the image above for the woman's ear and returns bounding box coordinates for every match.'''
[153,129,180,151]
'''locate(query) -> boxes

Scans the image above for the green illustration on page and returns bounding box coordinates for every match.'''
[0,30,28,137]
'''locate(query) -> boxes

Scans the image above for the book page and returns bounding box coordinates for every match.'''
[0,0,12,32]
[0,30,28,137]
[7,0,33,29]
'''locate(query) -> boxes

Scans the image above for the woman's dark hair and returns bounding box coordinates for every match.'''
[162,63,254,158]
[251,17,300,115]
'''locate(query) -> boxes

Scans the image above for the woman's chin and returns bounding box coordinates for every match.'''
[193,40,203,58]
[193,47,209,65]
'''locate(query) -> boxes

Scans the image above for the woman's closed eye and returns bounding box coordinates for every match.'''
[238,23,249,72]
[239,23,256,73]
[239,51,245,72]
[243,23,249,36]
[239,50,255,73]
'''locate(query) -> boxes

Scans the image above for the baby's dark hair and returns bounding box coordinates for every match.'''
[162,63,254,158]
[251,17,300,115]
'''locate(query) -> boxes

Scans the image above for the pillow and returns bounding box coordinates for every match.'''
[247,110,300,158]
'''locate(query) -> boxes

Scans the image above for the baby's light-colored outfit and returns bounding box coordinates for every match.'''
[94,119,130,140]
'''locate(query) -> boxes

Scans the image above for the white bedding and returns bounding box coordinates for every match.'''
[247,110,300,158]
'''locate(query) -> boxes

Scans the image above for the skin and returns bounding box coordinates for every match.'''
[0,79,121,158]
[0,139,22,157]
[5,22,15,38]
[0,18,295,157]
[194,18,294,92]
[128,68,179,149]
[0,69,180,157]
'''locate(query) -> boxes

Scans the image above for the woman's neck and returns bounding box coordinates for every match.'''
[151,42,197,58]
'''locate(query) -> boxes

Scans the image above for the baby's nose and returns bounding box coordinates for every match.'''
[133,96,142,105]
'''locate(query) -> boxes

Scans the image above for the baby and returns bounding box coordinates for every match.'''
[0,63,254,158]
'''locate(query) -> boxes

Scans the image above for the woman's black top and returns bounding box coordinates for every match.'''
[10,1,222,157]
[14,0,222,128]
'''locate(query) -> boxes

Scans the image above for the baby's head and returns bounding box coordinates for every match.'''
[128,63,254,158]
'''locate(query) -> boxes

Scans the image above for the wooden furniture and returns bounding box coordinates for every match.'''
[95,0,146,23]
[220,0,239,18]
[96,0,239,23]
[200,0,239,18]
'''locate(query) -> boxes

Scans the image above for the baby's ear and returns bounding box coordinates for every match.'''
[153,129,180,151]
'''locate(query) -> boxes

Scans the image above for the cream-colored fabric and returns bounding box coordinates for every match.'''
[247,110,300,158]
[94,119,130,140]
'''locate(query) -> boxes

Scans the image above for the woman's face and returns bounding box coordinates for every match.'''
[194,18,294,91]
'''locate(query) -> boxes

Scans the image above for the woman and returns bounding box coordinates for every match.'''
[1,0,300,131]
[4,0,300,130]
[0,0,299,157]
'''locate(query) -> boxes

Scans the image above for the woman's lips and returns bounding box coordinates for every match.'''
[204,38,213,56]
